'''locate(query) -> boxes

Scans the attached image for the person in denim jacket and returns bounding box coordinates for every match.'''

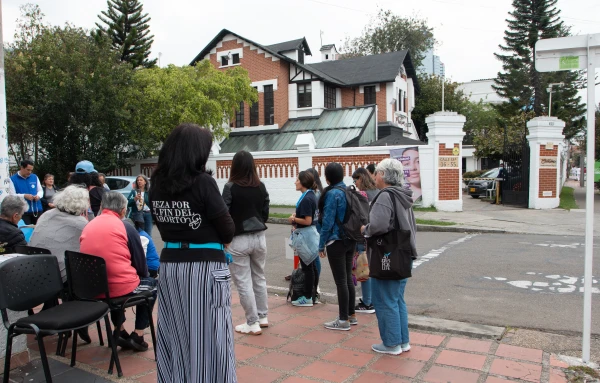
[317,163,356,331]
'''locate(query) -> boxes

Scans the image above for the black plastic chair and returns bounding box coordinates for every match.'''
[13,245,105,355]
[64,251,157,377]
[0,254,110,383]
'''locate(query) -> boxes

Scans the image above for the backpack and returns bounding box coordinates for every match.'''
[333,186,370,242]
[287,268,305,302]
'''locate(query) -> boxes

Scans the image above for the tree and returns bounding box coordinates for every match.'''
[95,0,156,68]
[411,75,469,140]
[5,8,136,181]
[493,0,585,139]
[128,60,258,154]
[341,9,436,68]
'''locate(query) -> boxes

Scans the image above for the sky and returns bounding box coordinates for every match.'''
[1,0,599,104]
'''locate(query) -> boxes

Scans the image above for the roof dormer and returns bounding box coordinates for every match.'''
[320,44,339,62]
[265,38,312,64]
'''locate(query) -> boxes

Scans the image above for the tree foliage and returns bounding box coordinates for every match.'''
[128,61,258,154]
[95,0,156,68]
[5,7,135,180]
[341,9,436,69]
[493,0,585,139]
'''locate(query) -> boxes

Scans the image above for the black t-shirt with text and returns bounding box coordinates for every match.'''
[295,191,317,228]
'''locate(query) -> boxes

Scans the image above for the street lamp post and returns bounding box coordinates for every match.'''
[546,82,564,117]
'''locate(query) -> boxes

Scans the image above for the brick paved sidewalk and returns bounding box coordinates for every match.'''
[15,291,571,383]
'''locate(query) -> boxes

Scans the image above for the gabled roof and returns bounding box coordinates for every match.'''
[219,106,376,153]
[266,38,312,56]
[320,44,336,51]
[307,50,420,93]
[367,132,425,146]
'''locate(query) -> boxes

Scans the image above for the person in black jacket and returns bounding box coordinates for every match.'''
[0,196,28,253]
[222,150,270,335]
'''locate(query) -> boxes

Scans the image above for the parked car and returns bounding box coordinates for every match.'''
[467,168,500,198]
[105,176,137,198]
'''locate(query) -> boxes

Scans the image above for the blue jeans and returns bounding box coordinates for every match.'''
[371,278,409,347]
[142,211,153,234]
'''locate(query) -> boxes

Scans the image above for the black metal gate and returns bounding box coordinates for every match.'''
[501,140,530,207]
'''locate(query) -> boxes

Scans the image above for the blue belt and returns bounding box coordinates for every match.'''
[164,242,224,250]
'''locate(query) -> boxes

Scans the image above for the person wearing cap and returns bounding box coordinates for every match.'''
[10,159,43,225]
[72,160,106,217]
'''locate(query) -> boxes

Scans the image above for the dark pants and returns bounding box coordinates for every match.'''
[149,269,158,278]
[299,258,319,300]
[111,277,157,330]
[326,239,356,320]
[22,212,38,225]
[142,211,153,234]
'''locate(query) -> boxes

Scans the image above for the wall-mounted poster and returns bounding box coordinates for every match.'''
[390,147,421,205]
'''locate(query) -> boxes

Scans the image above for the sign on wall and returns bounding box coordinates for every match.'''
[540,156,558,168]
[438,156,459,169]
[390,147,421,205]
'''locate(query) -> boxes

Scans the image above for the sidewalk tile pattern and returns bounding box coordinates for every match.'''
[20,292,571,383]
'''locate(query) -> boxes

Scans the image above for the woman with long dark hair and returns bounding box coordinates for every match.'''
[150,123,236,382]
[352,167,378,314]
[318,162,356,330]
[289,170,319,306]
[305,167,323,301]
[128,174,153,234]
[222,150,270,335]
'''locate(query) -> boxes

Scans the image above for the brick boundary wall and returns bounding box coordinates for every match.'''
[538,145,558,198]
[216,158,299,179]
[438,144,460,201]
[312,155,389,177]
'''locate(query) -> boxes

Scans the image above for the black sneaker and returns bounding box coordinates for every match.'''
[355,299,375,314]
[76,328,92,344]
[117,330,131,349]
[127,332,149,352]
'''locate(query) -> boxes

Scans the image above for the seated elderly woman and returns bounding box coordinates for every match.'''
[361,158,418,356]
[30,185,90,283]
[0,195,28,253]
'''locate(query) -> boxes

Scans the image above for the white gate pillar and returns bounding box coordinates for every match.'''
[526,117,565,209]
[425,112,466,212]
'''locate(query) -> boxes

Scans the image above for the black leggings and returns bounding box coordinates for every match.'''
[326,240,356,320]
[300,258,319,300]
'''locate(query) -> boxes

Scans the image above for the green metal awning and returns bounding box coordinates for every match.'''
[219,105,375,153]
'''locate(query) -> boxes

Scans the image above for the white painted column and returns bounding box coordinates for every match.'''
[294,133,316,171]
[425,112,466,212]
[526,117,565,209]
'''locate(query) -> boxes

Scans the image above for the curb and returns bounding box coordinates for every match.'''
[408,314,506,340]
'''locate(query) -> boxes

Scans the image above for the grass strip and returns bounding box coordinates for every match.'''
[559,186,578,210]
[416,218,456,226]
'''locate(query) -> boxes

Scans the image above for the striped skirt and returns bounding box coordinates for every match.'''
[157,261,237,383]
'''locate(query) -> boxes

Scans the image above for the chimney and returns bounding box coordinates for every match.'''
[320,44,339,62]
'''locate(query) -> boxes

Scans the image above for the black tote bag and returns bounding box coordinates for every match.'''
[367,191,415,280]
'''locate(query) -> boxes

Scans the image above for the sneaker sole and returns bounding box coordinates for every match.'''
[355,310,375,314]
[235,329,262,335]
[259,323,269,328]
[324,325,351,331]
[292,303,313,307]
[371,345,402,355]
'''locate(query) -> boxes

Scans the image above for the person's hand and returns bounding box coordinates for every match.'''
[33,196,40,201]
[134,194,141,201]
[319,251,326,258]
[360,225,366,234]
[23,194,33,201]
[288,213,296,224]
[224,243,230,249]
[48,203,55,208]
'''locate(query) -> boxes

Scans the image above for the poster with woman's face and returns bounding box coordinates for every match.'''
[390,147,422,204]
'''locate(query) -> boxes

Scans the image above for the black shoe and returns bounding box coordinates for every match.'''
[76,328,92,344]
[127,332,149,352]
[355,299,375,314]
[284,274,292,281]
[117,330,131,349]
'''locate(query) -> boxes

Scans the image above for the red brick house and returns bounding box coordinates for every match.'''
[190,29,423,153]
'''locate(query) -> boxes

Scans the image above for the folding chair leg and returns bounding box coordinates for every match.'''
[36,335,53,383]
[3,328,14,383]
[105,315,123,377]
[70,330,78,367]
[147,302,157,360]
[60,331,71,357]
[96,321,104,346]
[55,333,63,356]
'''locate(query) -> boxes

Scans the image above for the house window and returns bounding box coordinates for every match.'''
[232,53,240,64]
[221,56,228,66]
[364,86,376,105]
[264,85,274,125]
[235,102,244,128]
[324,85,336,109]
[250,87,259,126]
[297,83,312,108]
[298,49,304,64]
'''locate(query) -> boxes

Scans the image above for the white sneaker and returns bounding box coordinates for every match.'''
[235,322,262,335]
[258,317,269,328]
[401,343,411,352]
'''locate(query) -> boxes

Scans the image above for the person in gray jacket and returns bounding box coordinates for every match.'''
[361,158,418,356]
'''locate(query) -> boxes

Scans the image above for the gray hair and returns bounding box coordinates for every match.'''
[101,191,127,214]
[53,185,90,215]
[375,158,406,186]
[135,174,150,192]
[1,195,29,218]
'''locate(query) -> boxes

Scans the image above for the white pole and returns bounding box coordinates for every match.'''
[0,0,10,202]
[548,89,552,117]
[441,76,445,112]
[582,34,596,363]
